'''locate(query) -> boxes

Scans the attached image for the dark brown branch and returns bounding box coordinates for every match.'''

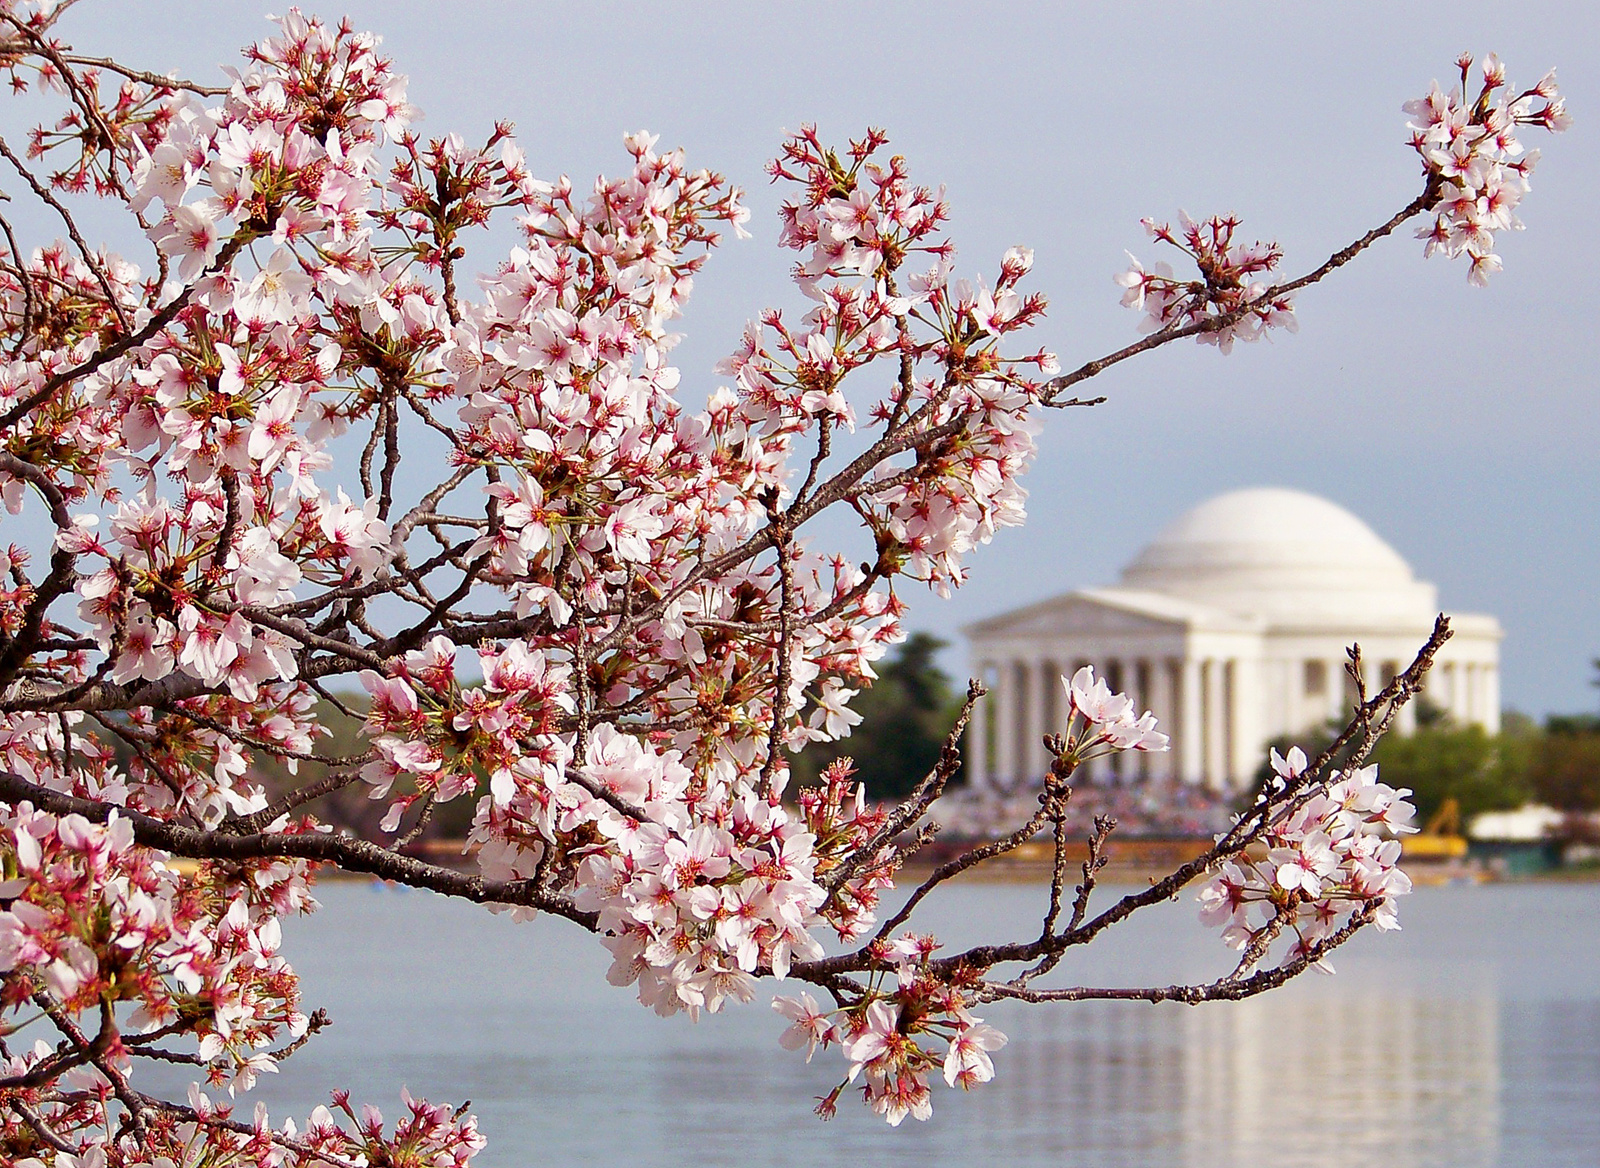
[1067,815,1116,933]
[0,450,79,690]
[0,769,598,928]
[983,906,1376,1005]
[0,135,130,333]
[0,208,37,345]
[759,527,795,798]
[869,780,1056,942]
[57,53,227,96]
[7,1097,78,1153]
[1041,183,1439,405]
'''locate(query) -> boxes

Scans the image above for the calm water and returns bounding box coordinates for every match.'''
[158,879,1600,1168]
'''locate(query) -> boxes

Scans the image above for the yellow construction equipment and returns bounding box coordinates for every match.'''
[1405,797,1468,858]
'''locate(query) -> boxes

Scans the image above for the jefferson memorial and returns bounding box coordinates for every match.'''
[962,488,1502,791]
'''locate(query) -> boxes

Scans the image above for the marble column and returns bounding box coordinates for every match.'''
[1328,658,1348,724]
[994,657,1018,786]
[1203,658,1226,790]
[1010,659,1029,784]
[1435,662,1455,723]
[1221,659,1235,788]
[1038,658,1060,762]
[1131,659,1150,780]
[1226,658,1254,788]
[1484,667,1500,733]
[968,660,993,789]
[1150,658,1176,781]
[1022,656,1046,783]
[1180,657,1204,784]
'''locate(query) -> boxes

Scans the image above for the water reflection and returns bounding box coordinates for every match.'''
[1175,994,1499,1168]
[142,882,1598,1168]
[631,992,1506,1168]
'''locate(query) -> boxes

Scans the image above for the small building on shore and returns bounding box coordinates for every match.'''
[962,487,1501,791]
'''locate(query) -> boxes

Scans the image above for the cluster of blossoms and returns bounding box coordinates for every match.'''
[0,11,571,1162]
[1060,665,1170,759]
[757,126,1058,595]
[762,666,1177,1124]
[4,1084,486,1168]
[1197,747,1417,970]
[1114,214,1297,352]
[0,803,311,1096]
[1114,53,1569,349]
[574,734,830,1014]
[773,932,1006,1126]
[1405,53,1570,284]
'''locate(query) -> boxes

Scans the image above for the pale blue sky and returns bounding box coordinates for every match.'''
[24,1,1600,715]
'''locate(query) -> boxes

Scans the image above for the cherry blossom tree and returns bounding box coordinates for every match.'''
[0,2,1569,1159]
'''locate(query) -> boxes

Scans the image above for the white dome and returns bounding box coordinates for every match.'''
[1119,487,1437,626]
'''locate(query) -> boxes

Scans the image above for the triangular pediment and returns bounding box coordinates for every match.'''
[962,587,1262,641]
[964,591,1185,640]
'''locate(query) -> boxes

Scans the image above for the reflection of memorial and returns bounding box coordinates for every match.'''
[963,489,1503,790]
[1176,992,1499,1168]
[971,989,1501,1168]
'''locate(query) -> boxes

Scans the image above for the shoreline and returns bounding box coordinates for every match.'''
[284,834,1600,887]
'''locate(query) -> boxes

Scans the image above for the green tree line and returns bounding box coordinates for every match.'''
[1259,706,1600,827]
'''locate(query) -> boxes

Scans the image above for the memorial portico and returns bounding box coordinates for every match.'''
[963,488,1502,791]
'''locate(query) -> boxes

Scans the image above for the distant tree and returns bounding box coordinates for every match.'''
[1546,713,1600,736]
[1369,724,1532,824]
[1252,711,1533,826]
[1528,718,1600,812]
[1499,709,1541,738]
[1414,695,1452,728]
[790,632,959,800]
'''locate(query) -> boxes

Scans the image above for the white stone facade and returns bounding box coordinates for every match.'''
[963,488,1502,791]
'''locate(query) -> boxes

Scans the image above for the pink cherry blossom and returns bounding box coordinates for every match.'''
[150,201,225,281]
[773,991,835,1062]
[944,1021,1007,1089]
[1059,665,1171,763]
[234,247,316,325]
[1404,53,1569,282]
